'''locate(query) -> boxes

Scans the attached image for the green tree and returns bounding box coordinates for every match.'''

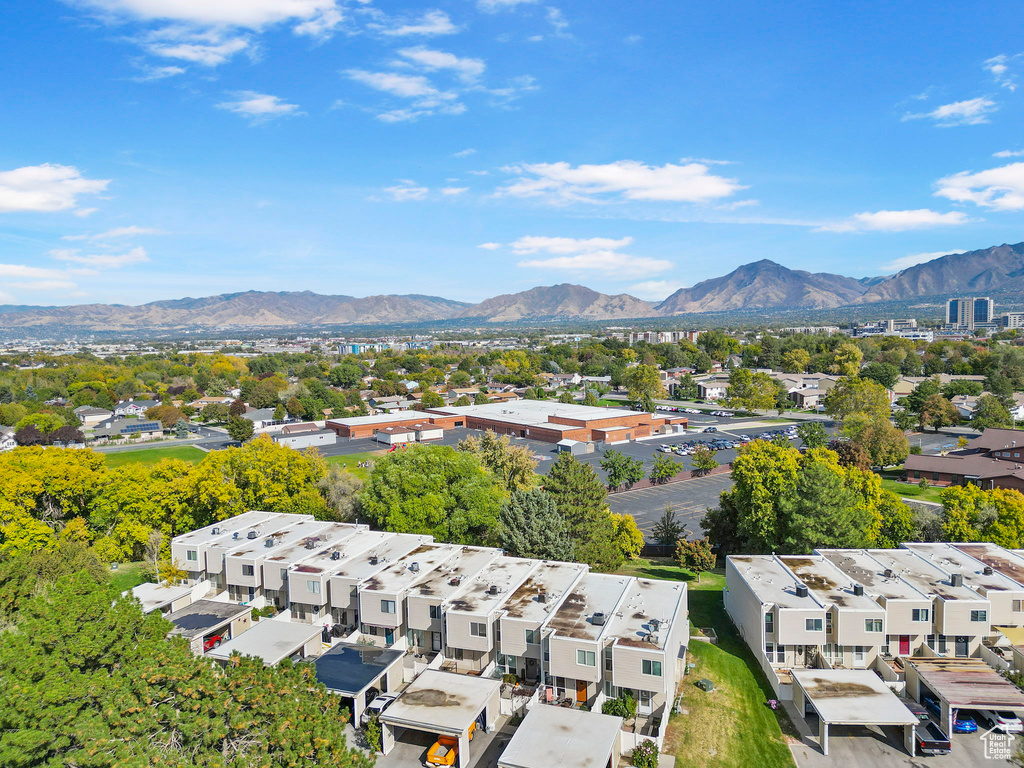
[317,464,364,522]
[841,413,909,467]
[690,445,719,477]
[972,394,1013,430]
[361,445,505,544]
[777,460,871,553]
[622,364,667,412]
[582,390,599,407]
[921,393,959,432]
[174,419,189,439]
[651,505,687,545]
[542,453,620,570]
[823,376,891,421]
[673,373,698,400]
[830,439,871,470]
[905,378,941,416]
[558,391,575,404]
[416,390,445,409]
[226,415,255,442]
[458,431,538,492]
[648,453,680,485]
[781,348,811,373]
[201,402,229,422]
[474,391,491,405]
[860,362,900,390]
[796,421,829,449]
[498,489,575,561]
[829,343,864,377]
[725,368,777,411]
[600,449,645,491]
[273,402,286,422]
[676,537,716,582]
[145,404,185,429]
[454,395,472,406]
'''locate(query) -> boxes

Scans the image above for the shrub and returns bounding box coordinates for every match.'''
[632,740,659,768]
[365,713,382,752]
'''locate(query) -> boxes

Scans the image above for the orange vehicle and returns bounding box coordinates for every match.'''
[425,724,475,766]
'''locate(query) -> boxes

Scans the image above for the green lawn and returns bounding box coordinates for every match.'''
[878,468,945,503]
[617,559,797,768]
[108,561,151,591]
[324,450,387,480]
[103,446,207,467]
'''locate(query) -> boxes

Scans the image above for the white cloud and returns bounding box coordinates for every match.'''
[6,280,79,291]
[477,242,501,250]
[67,0,344,31]
[0,164,109,214]
[935,161,1024,211]
[985,54,1022,91]
[499,160,745,204]
[903,97,997,126]
[217,91,302,122]
[0,264,73,280]
[51,246,150,269]
[380,10,457,36]
[73,207,99,218]
[477,0,537,11]
[146,34,250,66]
[995,149,1024,158]
[816,209,973,233]
[397,47,485,82]
[454,148,477,158]
[509,235,634,254]
[131,64,186,81]
[546,7,569,36]
[517,250,672,278]
[624,34,642,44]
[440,187,468,195]
[346,69,453,100]
[384,183,430,201]
[627,280,686,300]
[62,225,163,242]
[880,250,964,273]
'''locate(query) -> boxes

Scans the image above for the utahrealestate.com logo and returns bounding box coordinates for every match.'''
[980,725,1016,760]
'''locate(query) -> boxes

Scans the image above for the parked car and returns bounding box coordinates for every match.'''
[361,693,398,725]
[203,634,224,652]
[426,723,475,766]
[902,699,929,722]
[921,694,941,718]
[704,426,718,433]
[659,445,673,453]
[953,712,978,733]
[979,710,1024,733]
[915,721,951,756]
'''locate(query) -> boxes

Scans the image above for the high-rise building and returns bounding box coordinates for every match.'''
[946,297,995,329]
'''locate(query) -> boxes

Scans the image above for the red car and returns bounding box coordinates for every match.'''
[203,634,224,652]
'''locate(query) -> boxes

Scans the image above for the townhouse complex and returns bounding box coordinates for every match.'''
[171,511,687,741]
[725,541,1024,699]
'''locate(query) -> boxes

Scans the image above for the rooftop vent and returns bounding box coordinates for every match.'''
[649,618,660,631]
[331,551,341,561]
[369,556,379,566]
[449,576,462,586]
[537,591,548,604]
[410,562,420,573]
[883,569,894,579]
[983,566,994,576]
[950,573,964,588]
[211,527,220,535]
[795,585,809,598]
[233,532,240,540]
[264,537,275,548]
[853,584,864,597]
[488,584,502,595]
[247,530,258,540]
[591,612,607,626]
[305,539,317,550]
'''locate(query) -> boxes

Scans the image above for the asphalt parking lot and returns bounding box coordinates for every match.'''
[606,472,735,540]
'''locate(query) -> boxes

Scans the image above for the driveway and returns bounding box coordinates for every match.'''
[374,718,516,768]
[607,472,734,540]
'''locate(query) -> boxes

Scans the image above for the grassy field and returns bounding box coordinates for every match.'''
[108,561,151,591]
[324,450,387,480]
[103,446,207,467]
[878,468,945,503]
[617,559,797,768]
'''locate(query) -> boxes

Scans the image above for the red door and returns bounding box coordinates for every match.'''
[899,636,910,656]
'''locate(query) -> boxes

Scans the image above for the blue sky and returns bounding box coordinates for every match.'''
[2,0,1024,306]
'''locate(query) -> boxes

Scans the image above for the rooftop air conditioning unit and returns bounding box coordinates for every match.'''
[883,569,894,579]
[331,551,341,561]
[247,530,258,540]
[410,562,420,572]
[305,540,317,550]
[950,574,964,587]
[649,618,660,631]
[983,566,994,576]
[591,612,607,626]
[537,592,548,604]
[264,538,275,548]
[795,585,809,598]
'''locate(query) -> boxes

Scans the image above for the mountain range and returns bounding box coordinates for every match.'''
[2,242,1023,330]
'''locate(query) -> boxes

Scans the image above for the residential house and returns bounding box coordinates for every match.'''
[0,426,16,452]
[241,408,281,432]
[113,399,159,417]
[92,417,163,443]
[903,428,1024,490]
[73,405,113,427]
[695,376,730,401]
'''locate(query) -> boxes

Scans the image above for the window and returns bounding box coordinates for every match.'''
[242,564,254,576]
[577,650,596,667]
[429,604,442,620]
[865,619,882,632]
[825,613,833,633]
[765,642,774,660]
[525,629,540,645]
[381,600,396,614]
[281,568,288,580]
[471,622,487,638]
[604,646,613,672]
[307,580,321,595]
[642,659,662,676]
[764,612,774,634]
[912,608,929,622]
[775,644,786,662]
[854,646,865,662]
[805,618,823,632]
[1014,600,1024,613]
[970,610,988,622]
[186,550,197,562]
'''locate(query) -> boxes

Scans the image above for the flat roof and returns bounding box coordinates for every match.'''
[791,669,918,726]
[909,658,1024,709]
[330,534,433,582]
[292,527,388,575]
[314,642,405,696]
[130,582,192,613]
[206,619,322,665]
[607,578,686,651]
[429,400,642,425]
[780,555,884,610]
[548,573,630,642]
[262,523,361,570]
[411,546,499,600]
[167,600,250,639]
[381,670,501,734]
[818,550,929,602]
[173,511,282,547]
[327,412,438,428]
[865,549,984,602]
[902,543,1024,593]
[447,556,538,616]
[728,555,821,610]
[958,543,1024,587]
[497,705,622,768]
[226,518,333,560]
[362,543,456,594]
[502,561,586,625]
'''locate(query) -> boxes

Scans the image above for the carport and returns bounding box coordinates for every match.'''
[314,642,405,724]
[791,669,919,756]
[379,670,501,766]
[166,599,252,655]
[206,618,323,666]
[906,658,1024,740]
[498,705,622,768]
